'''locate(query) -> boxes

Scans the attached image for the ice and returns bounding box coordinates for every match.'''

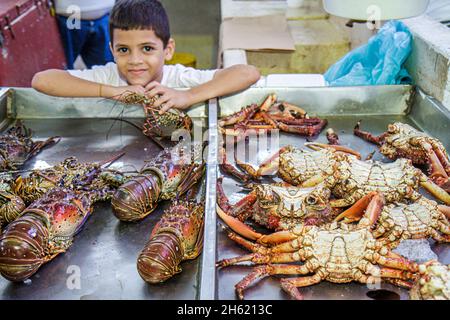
[393,239,438,264]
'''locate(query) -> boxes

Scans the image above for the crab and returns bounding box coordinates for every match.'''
[335,192,450,249]
[219,94,328,138]
[217,192,419,300]
[222,143,450,207]
[354,121,450,192]
[410,260,449,300]
[216,177,335,231]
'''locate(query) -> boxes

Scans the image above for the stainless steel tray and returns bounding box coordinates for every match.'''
[208,86,450,300]
[0,88,208,300]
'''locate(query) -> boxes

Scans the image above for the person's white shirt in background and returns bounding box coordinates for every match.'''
[68,63,218,88]
[55,0,115,20]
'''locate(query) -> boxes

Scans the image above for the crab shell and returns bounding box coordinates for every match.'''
[0,188,93,282]
[251,184,333,230]
[380,123,448,165]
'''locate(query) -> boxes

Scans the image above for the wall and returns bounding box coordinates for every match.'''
[161,0,221,69]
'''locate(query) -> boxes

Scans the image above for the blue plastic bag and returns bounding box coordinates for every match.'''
[324,21,413,86]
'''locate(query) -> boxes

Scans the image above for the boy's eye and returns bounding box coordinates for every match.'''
[118,47,128,53]
[143,46,154,52]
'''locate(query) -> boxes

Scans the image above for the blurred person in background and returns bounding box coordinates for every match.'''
[55,0,116,69]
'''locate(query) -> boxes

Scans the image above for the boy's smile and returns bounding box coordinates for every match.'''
[111,29,175,86]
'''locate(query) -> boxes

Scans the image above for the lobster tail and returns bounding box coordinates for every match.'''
[137,233,184,283]
[111,173,162,222]
[0,214,48,281]
[137,200,205,284]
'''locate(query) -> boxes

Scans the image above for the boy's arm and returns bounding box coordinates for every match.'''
[146,64,260,113]
[32,69,146,98]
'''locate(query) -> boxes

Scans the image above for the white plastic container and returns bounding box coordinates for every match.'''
[287,0,305,8]
[322,0,430,20]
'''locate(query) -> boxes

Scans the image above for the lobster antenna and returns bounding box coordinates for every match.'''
[99,152,126,168]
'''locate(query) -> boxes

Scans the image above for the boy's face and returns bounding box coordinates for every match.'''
[110,29,175,86]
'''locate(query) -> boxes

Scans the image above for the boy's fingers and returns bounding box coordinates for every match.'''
[154,94,171,108]
[145,81,160,91]
[147,87,166,98]
[159,101,174,114]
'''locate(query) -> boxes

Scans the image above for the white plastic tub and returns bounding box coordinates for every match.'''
[322,0,430,20]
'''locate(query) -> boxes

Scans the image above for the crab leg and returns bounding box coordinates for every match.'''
[277,120,328,137]
[419,174,450,205]
[354,121,389,146]
[438,205,450,219]
[280,274,323,300]
[279,102,308,118]
[235,264,313,300]
[219,145,251,183]
[219,103,260,127]
[234,146,289,181]
[216,177,257,220]
[420,141,450,189]
[305,142,362,159]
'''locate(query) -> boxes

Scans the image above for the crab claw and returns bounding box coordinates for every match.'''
[334,192,384,227]
[305,142,362,160]
[216,204,264,241]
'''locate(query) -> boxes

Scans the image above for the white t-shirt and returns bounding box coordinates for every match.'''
[55,0,115,20]
[68,63,218,88]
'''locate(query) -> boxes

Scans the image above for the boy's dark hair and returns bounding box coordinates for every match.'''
[109,0,171,47]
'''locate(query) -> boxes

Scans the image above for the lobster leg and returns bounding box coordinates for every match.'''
[177,163,206,197]
[354,121,388,146]
[29,136,62,159]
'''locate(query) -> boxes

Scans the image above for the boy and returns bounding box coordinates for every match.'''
[32,0,260,114]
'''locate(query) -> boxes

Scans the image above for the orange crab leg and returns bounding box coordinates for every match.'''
[420,141,449,180]
[438,205,450,219]
[334,192,384,225]
[305,142,362,159]
[420,175,450,205]
[260,93,277,112]
[354,121,389,146]
[280,102,308,118]
[280,274,323,300]
[216,177,257,220]
[216,204,264,241]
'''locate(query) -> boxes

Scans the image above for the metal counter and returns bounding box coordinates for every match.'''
[1,85,449,300]
[210,86,450,300]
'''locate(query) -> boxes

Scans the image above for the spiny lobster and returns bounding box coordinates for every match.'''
[0,121,60,171]
[112,141,205,222]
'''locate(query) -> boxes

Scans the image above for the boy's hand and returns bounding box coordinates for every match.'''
[105,85,147,100]
[145,82,193,114]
